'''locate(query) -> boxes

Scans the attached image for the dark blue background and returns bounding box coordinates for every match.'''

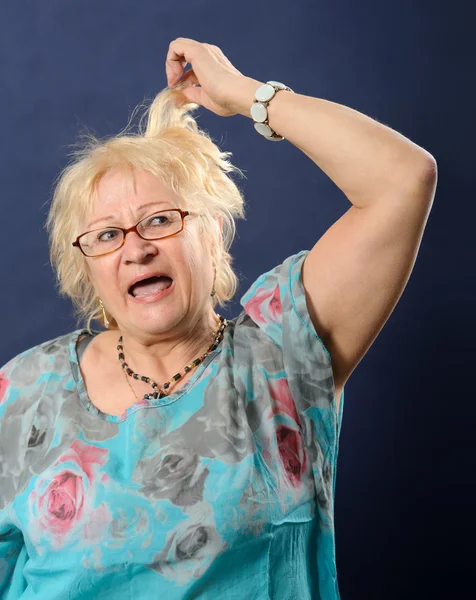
[1,1,473,598]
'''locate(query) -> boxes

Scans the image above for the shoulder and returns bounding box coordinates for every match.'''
[0,330,87,403]
[238,250,310,348]
[240,251,308,305]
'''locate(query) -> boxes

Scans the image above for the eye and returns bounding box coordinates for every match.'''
[97,229,120,242]
[147,215,170,227]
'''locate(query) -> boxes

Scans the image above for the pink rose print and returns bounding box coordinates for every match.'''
[39,471,85,536]
[268,378,301,423]
[268,378,306,487]
[29,440,110,549]
[0,372,9,405]
[244,284,282,325]
[276,425,307,487]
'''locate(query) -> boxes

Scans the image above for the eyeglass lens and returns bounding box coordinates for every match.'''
[79,210,183,256]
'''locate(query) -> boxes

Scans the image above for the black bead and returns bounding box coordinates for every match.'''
[133,374,139,380]
[172,373,182,382]
[192,358,201,367]
[184,366,191,372]
[153,392,159,399]
[210,344,218,351]
[121,362,127,368]
[126,368,133,376]
[118,353,125,360]
[151,382,158,388]
[163,383,170,389]
[117,345,123,351]
[141,376,148,382]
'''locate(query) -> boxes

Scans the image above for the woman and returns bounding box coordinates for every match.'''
[0,38,437,599]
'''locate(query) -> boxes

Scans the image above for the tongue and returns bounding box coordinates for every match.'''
[131,276,172,298]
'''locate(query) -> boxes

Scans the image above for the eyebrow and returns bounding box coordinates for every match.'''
[85,201,172,230]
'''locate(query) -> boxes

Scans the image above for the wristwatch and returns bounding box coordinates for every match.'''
[251,81,294,142]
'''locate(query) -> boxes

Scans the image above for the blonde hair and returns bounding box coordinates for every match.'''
[46,87,247,331]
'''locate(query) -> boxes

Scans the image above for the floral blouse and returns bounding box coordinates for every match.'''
[0,250,344,600]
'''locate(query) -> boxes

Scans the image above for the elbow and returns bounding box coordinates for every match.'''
[419,152,438,181]
[403,152,438,205]
[416,154,438,202]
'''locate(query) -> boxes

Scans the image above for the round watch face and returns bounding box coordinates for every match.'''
[255,84,276,103]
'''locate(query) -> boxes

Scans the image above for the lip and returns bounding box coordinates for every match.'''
[127,271,172,295]
[128,279,175,304]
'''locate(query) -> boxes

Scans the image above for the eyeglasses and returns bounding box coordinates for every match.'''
[72,208,193,257]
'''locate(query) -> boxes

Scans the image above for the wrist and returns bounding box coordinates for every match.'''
[228,77,264,118]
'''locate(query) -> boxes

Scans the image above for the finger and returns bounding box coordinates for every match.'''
[166,58,187,87]
[176,84,205,108]
[165,38,199,86]
[174,67,199,88]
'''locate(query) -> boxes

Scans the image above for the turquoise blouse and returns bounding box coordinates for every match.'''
[0,251,344,599]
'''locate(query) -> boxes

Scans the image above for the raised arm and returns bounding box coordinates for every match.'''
[165,39,437,411]
[231,78,437,407]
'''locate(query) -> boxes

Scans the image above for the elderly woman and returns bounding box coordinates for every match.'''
[0,39,436,599]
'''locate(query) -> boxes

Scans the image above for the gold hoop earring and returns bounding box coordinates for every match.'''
[98,298,109,328]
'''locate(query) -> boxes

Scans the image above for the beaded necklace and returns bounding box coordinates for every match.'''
[117,315,228,401]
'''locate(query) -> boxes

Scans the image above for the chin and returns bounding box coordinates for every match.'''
[127,305,185,337]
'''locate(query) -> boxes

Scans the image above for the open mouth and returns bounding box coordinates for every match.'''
[128,276,173,298]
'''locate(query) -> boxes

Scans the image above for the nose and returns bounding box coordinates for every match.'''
[121,230,158,264]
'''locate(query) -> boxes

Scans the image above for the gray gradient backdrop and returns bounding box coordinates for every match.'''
[1,1,473,598]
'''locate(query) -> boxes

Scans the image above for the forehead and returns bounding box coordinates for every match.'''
[91,169,180,214]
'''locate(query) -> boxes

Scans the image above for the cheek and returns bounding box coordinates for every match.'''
[180,231,205,270]
[177,236,211,293]
[86,259,117,294]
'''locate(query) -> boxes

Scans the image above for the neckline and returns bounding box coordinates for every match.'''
[68,328,224,424]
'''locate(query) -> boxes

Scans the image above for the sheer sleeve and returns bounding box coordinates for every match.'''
[240,250,344,455]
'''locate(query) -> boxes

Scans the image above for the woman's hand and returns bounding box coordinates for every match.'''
[165,38,251,117]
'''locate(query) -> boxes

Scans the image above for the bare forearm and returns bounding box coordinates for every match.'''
[232,77,436,208]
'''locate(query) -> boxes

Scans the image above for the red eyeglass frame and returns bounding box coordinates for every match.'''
[72,208,192,257]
